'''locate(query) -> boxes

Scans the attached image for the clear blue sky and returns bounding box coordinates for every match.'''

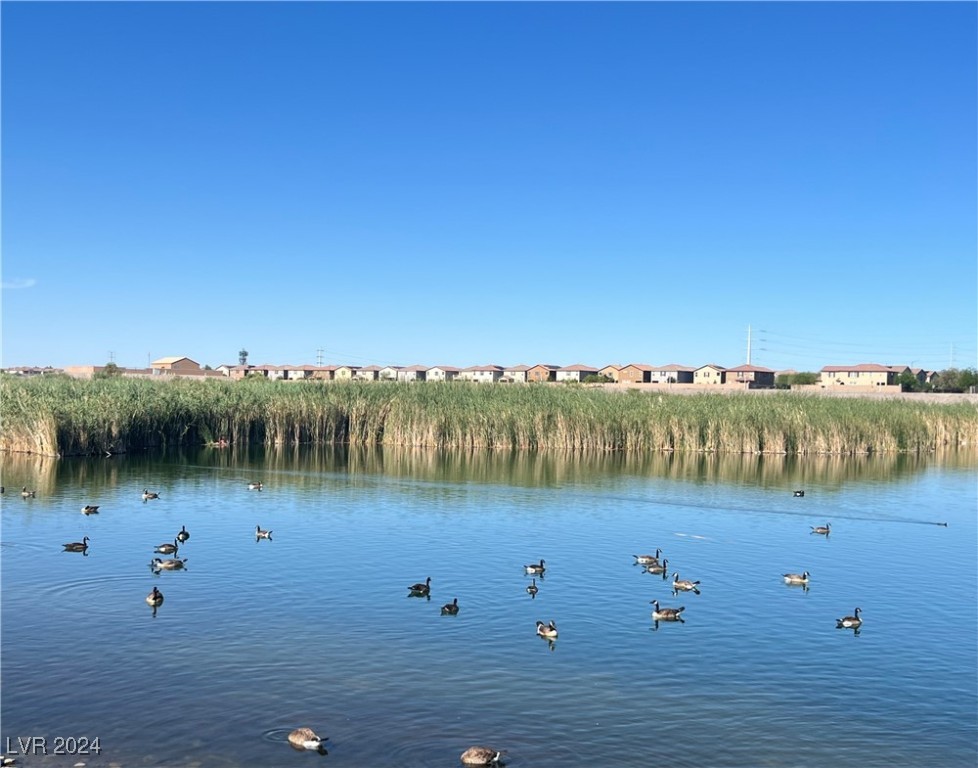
[3,2,976,372]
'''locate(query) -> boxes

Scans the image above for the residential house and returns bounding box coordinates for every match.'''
[527,364,560,383]
[819,363,901,388]
[648,364,695,384]
[334,365,361,381]
[354,365,382,381]
[618,363,653,384]
[556,364,599,383]
[458,365,504,384]
[694,364,727,385]
[501,364,531,383]
[397,365,428,382]
[724,364,776,388]
[151,357,201,375]
[599,365,622,382]
[379,366,402,381]
[427,366,461,382]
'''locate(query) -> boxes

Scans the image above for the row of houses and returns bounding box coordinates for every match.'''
[6,358,937,390]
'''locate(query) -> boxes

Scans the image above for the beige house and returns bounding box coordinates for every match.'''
[459,365,504,384]
[599,365,621,382]
[427,365,461,382]
[649,364,695,384]
[354,365,382,381]
[724,364,776,388]
[556,364,599,383]
[694,364,727,385]
[618,363,653,384]
[334,365,361,381]
[527,364,559,383]
[397,365,428,382]
[379,366,401,381]
[502,364,531,383]
[151,357,201,375]
[820,363,901,387]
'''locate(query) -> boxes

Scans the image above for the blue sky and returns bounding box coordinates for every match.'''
[2,2,975,372]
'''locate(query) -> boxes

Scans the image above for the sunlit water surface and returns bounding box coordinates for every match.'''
[2,448,976,767]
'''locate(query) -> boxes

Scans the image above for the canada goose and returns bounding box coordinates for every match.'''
[1,754,17,767]
[524,559,546,575]
[672,572,701,592]
[644,558,669,575]
[811,523,831,535]
[633,549,662,565]
[783,571,811,585]
[836,607,863,629]
[460,745,506,765]
[176,525,190,542]
[81,505,100,515]
[287,727,327,753]
[793,490,805,497]
[142,489,160,500]
[62,536,90,552]
[650,600,685,621]
[441,597,459,615]
[21,487,35,498]
[150,557,186,571]
[248,481,263,491]
[535,620,558,639]
[154,539,179,555]
[145,586,164,607]
[408,576,431,596]
[526,578,539,597]
[255,525,272,539]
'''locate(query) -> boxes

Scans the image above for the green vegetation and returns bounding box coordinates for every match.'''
[1,376,976,457]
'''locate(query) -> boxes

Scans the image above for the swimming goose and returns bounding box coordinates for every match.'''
[460,745,506,765]
[811,523,831,535]
[81,505,100,515]
[783,571,810,585]
[408,576,431,596]
[176,525,190,542]
[145,586,164,607]
[650,600,685,621]
[255,525,272,540]
[524,559,546,575]
[633,549,662,566]
[836,607,862,629]
[248,481,263,491]
[62,536,90,552]
[526,578,539,597]
[793,490,805,497]
[535,620,558,639]
[154,539,179,555]
[142,489,160,500]
[643,558,669,575]
[21,487,35,498]
[672,572,701,592]
[151,557,186,571]
[287,727,327,752]
[441,597,460,615]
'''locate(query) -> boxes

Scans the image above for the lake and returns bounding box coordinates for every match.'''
[2,446,976,767]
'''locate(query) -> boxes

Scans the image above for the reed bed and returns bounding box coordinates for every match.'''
[1,376,976,457]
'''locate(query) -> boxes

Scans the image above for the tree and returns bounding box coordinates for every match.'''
[775,372,819,389]
[896,370,922,392]
[239,348,249,366]
[94,362,123,379]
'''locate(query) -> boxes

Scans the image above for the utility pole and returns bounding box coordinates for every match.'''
[108,350,115,363]
[746,325,752,365]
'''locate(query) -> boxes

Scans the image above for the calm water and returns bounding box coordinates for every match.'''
[2,447,976,767]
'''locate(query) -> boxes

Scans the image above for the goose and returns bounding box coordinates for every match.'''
[81,505,100,515]
[21,487,35,498]
[248,481,263,491]
[1,755,16,767]
[287,727,327,752]
[643,558,669,575]
[255,525,272,540]
[793,490,805,497]
[142,489,160,500]
[408,576,431,596]
[62,536,90,552]
[836,607,863,629]
[441,597,460,615]
[524,559,546,575]
[460,745,506,765]
[535,620,558,639]
[633,548,662,566]
[783,571,811,585]
[526,578,539,597]
[154,539,179,555]
[811,523,831,535]
[151,557,186,571]
[145,586,164,607]
[650,600,685,621]
[672,572,701,592]
[176,525,190,542]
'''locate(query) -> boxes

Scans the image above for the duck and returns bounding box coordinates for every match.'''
[836,607,863,629]
[535,620,558,639]
[287,727,327,752]
[460,745,506,765]
[633,549,662,565]
[176,525,190,542]
[151,557,186,571]
[441,597,460,615]
[526,578,539,597]
[524,559,546,575]
[21,487,36,498]
[62,536,90,552]
[255,524,272,540]
[811,523,831,535]
[650,600,685,621]
[793,490,805,497]
[154,539,179,555]
[408,576,431,596]
[145,586,164,607]
[783,571,811,585]
[248,481,263,491]
[81,505,100,515]
[142,489,160,500]
[643,558,669,575]
[672,572,701,592]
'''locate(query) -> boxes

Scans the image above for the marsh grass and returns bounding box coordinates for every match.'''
[2,376,976,456]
